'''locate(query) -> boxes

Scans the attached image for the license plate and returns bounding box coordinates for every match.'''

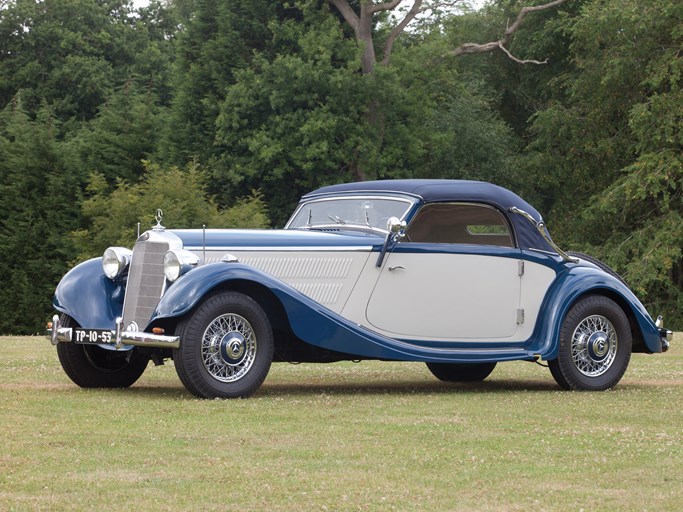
[73,328,114,345]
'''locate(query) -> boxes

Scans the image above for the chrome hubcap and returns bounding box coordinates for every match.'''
[571,315,617,377]
[202,314,256,382]
[219,333,246,365]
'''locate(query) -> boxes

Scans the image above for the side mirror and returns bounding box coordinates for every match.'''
[377,217,407,267]
[386,216,406,234]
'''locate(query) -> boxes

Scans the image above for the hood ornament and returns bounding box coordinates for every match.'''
[153,209,165,231]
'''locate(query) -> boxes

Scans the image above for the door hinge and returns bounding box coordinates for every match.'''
[516,308,525,324]
[518,260,525,276]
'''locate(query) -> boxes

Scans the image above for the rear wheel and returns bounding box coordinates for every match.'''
[426,362,497,382]
[549,295,631,391]
[56,315,149,388]
[173,291,274,399]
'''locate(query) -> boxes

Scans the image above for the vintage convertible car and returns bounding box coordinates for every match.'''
[47,180,671,398]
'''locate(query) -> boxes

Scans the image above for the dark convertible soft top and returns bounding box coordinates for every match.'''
[303,179,556,254]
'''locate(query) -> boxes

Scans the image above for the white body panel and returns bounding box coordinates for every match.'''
[342,250,557,343]
[195,246,557,344]
[517,260,557,339]
[367,253,521,339]
[200,249,372,313]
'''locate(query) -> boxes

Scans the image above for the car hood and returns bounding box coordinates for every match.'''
[168,228,384,250]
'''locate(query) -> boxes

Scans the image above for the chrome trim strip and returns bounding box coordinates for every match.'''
[509,207,578,263]
[300,191,423,202]
[285,194,416,230]
[47,314,71,345]
[115,317,179,349]
[120,331,180,349]
[184,246,375,252]
[527,248,559,256]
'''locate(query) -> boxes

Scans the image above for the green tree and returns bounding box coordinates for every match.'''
[160,0,279,166]
[71,162,269,260]
[417,82,519,185]
[522,0,683,325]
[0,0,182,333]
[0,100,82,334]
[75,80,165,185]
[212,2,366,225]
[210,1,527,225]
[0,0,168,124]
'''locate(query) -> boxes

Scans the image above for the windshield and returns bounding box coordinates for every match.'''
[286,196,414,233]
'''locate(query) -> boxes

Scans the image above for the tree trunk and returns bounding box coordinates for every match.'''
[358,2,376,75]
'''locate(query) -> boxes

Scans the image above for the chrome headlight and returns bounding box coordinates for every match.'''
[163,250,200,282]
[102,247,133,279]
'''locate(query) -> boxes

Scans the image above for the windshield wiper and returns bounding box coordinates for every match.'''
[327,215,347,225]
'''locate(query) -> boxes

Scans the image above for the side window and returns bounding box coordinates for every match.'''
[405,203,514,247]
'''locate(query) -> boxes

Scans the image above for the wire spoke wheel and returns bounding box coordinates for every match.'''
[549,295,631,391]
[174,292,273,399]
[202,313,257,382]
[570,315,617,377]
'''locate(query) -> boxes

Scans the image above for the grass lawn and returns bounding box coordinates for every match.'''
[1,334,681,511]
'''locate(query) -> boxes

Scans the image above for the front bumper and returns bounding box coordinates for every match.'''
[656,315,673,352]
[47,315,180,350]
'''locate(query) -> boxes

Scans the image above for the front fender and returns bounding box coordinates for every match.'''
[151,263,279,320]
[531,266,661,359]
[53,258,125,329]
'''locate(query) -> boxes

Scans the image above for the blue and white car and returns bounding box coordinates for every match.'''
[48,180,672,398]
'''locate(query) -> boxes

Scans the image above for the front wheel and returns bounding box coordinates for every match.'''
[56,315,149,388]
[173,291,274,399]
[549,295,631,391]
[426,362,497,382]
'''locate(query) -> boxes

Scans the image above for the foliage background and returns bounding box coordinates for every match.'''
[0,0,681,333]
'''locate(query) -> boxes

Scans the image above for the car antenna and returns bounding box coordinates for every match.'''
[203,224,206,265]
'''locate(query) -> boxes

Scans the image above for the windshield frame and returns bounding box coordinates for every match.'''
[285,194,417,234]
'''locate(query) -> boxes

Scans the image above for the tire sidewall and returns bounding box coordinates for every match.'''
[426,362,497,382]
[552,295,631,391]
[56,315,149,388]
[174,291,273,398]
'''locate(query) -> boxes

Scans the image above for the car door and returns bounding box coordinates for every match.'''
[365,202,523,341]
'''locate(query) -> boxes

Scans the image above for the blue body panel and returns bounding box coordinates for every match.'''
[52,258,125,329]
[522,263,661,357]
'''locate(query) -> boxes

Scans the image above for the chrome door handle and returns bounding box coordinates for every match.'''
[388,265,405,272]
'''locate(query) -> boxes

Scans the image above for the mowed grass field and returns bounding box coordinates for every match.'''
[1,335,682,512]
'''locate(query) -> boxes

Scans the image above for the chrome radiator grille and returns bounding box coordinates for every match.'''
[122,240,169,330]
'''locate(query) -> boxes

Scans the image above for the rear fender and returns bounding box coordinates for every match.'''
[531,266,661,359]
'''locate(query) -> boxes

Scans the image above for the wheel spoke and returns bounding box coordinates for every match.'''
[201,313,257,383]
[571,314,617,377]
